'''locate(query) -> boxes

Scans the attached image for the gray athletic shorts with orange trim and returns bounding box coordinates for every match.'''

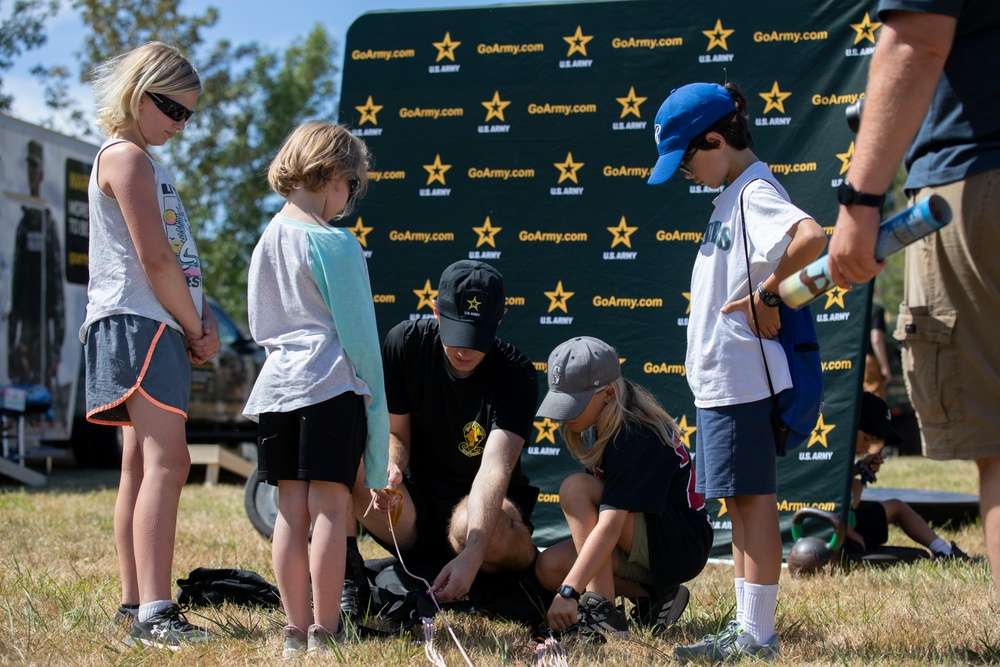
[84,314,191,425]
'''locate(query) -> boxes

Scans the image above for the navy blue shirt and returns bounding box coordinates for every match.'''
[878,0,1000,188]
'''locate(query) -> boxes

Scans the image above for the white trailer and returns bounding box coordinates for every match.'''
[1,114,99,482]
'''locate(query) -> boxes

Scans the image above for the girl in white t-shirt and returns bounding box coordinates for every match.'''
[647,82,827,662]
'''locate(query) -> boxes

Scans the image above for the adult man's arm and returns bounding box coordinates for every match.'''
[370,412,410,513]
[431,427,524,601]
[827,10,957,287]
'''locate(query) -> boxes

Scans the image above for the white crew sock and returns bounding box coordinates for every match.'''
[929,537,951,556]
[734,577,745,626]
[742,583,779,644]
[138,599,174,623]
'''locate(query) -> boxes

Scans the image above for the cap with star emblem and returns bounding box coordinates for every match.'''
[858,392,903,445]
[435,260,505,353]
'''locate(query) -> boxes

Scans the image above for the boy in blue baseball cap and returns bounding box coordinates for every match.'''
[648,82,827,663]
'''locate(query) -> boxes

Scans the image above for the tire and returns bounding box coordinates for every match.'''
[244,467,279,539]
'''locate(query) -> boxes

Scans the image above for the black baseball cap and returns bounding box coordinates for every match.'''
[435,260,505,353]
[859,392,903,445]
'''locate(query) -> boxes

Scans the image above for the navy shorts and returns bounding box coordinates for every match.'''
[256,391,367,488]
[84,314,191,425]
[695,397,777,498]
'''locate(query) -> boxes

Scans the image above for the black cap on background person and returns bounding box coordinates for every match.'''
[859,392,904,445]
[435,260,505,353]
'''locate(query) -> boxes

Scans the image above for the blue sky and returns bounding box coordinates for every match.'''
[4,0,556,133]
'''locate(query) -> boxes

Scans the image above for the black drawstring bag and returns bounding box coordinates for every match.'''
[176,567,281,608]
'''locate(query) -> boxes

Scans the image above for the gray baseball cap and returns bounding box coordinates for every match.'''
[536,336,621,421]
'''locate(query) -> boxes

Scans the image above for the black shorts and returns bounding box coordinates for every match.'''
[851,503,889,550]
[256,392,367,488]
[372,477,538,564]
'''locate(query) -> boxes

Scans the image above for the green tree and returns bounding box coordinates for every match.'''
[0,0,59,112]
[37,0,340,323]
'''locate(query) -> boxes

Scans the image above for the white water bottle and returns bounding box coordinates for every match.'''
[779,195,952,309]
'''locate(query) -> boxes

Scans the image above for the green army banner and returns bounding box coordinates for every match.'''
[339,0,880,556]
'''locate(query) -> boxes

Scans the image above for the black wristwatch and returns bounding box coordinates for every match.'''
[557,584,581,601]
[837,180,885,208]
[757,283,781,308]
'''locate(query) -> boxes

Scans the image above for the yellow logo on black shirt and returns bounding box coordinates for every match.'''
[459,421,486,457]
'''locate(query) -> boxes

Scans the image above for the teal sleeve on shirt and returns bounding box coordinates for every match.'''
[307,227,389,490]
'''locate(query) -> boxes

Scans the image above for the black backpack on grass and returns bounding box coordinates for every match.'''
[367,557,549,630]
[176,567,281,608]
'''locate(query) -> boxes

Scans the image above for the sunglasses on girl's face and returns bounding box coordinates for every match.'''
[146,91,194,123]
[348,176,360,198]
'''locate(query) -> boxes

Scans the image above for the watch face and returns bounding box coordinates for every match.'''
[837,181,854,205]
[558,585,579,600]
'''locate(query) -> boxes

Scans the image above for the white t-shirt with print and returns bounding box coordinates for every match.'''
[685,161,811,409]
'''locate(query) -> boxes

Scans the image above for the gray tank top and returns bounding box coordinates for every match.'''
[79,138,203,342]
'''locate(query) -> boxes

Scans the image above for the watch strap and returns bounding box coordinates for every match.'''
[757,283,781,307]
[557,584,581,601]
[839,180,885,208]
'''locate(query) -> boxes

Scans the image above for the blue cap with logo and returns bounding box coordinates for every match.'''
[647,83,736,185]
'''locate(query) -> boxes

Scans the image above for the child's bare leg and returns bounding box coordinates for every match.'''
[273,480,311,630]
[309,481,351,631]
[882,499,940,547]
[124,392,190,604]
[115,425,141,606]
[559,472,614,596]
[729,494,781,584]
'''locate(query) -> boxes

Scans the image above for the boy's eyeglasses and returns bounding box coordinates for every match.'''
[678,148,699,177]
[146,91,194,123]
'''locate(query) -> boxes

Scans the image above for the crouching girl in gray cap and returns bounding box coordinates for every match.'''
[534,336,712,642]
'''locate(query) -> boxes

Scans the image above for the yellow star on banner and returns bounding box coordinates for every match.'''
[355,96,383,126]
[616,86,647,119]
[676,413,696,448]
[563,25,593,57]
[608,216,638,249]
[533,417,560,444]
[433,32,461,62]
[481,90,511,122]
[717,498,728,518]
[423,154,452,185]
[473,216,502,248]
[349,218,373,247]
[466,296,482,311]
[759,81,792,115]
[703,19,735,51]
[683,291,691,315]
[824,286,848,310]
[554,152,584,184]
[836,141,854,176]
[544,281,574,314]
[413,279,438,311]
[808,414,836,448]
[851,12,882,45]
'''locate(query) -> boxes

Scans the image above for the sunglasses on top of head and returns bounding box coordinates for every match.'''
[146,91,194,123]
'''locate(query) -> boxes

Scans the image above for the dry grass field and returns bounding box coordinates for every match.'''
[1,456,996,666]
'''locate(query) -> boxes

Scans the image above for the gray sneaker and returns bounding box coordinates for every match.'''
[126,604,211,650]
[307,623,344,653]
[720,631,780,661]
[281,625,307,659]
[577,592,630,641]
[630,584,690,633]
[673,619,742,662]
